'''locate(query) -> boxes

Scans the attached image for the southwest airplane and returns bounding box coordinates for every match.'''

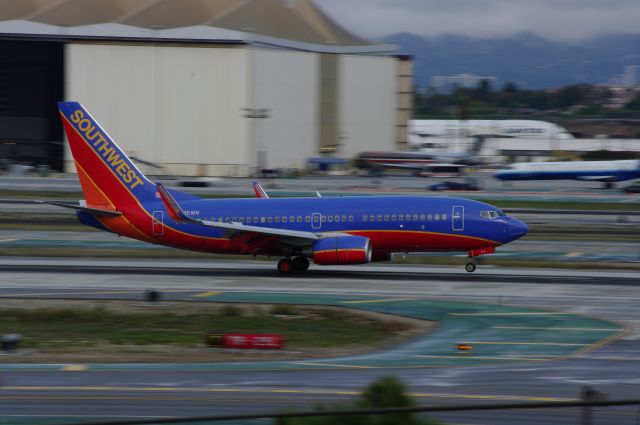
[52,102,527,274]
[494,159,640,188]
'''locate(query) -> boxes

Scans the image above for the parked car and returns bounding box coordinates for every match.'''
[428,179,480,191]
[622,181,640,194]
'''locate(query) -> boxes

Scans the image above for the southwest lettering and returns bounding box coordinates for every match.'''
[123,168,134,183]
[131,177,143,189]
[84,126,100,141]
[71,110,84,123]
[77,118,92,132]
[106,150,123,167]
[69,108,144,191]
[115,162,128,177]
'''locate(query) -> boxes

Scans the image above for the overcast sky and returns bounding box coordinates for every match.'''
[317,0,640,42]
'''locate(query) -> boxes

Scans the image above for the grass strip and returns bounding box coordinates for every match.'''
[0,303,406,350]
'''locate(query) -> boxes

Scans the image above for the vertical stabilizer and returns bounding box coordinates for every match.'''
[58,102,155,209]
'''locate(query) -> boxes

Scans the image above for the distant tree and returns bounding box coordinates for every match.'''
[473,79,493,103]
[553,84,588,109]
[626,92,640,111]
[502,82,520,93]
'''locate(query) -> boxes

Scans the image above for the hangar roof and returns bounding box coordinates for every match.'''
[0,0,393,54]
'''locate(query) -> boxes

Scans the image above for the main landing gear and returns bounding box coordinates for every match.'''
[465,262,476,273]
[277,256,310,274]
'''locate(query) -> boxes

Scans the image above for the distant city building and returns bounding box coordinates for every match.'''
[430,74,497,91]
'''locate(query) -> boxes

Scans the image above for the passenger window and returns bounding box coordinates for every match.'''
[297,216,302,223]
[218,218,223,222]
[428,214,432,220]
[239,217,244,223]
[435,214,440,221]
[328,216,333,222]
[342,215,347,222]
[275,216,280,223]
[420,214,425,220]
[391,214,396,221]
[363,215,368,222]
[405,214,411,221]
[384,215,389,221]
[334,215,340,222]
[348,215,353,222]
[377,215,382,221]
[283,216,288,223]
[246,217,251,224]
[289,216,295,222]
[321,216,326,222]
[225,218,230,223]
[413,214,418,221]
[369,215,375,221]
[267,217,272,223]
[253,217,258,223]
[305,216,310,222]
[259,217,265,223]
[398,214,403,221]
[442,214,447,220]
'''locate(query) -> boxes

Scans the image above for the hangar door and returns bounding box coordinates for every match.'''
[0,40,64,171]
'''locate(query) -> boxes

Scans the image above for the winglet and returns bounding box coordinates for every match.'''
[252,181,269,199]
[156,183,191,222]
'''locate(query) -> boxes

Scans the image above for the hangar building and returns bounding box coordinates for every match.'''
[0,0,411,176]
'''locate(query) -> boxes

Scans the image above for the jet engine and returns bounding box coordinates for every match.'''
[312,235,372,265]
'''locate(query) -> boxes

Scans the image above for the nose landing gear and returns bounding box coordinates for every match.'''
[277,256,310,274]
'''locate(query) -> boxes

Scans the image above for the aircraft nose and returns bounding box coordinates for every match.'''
[509,218,528,239]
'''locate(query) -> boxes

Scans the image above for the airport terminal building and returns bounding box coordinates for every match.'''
[0,0,411,176]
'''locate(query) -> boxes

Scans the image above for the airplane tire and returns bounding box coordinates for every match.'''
[292,256,310,272]
[277,258,294,274]
[465,262,476,273]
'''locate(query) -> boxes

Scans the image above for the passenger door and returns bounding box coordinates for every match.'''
[452,206,464,231]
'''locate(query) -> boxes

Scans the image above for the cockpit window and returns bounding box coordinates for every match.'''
[481,210,503,219]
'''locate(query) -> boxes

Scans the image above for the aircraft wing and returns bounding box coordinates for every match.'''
[156,183,320,243]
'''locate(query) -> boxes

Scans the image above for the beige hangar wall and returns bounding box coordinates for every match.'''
[65,43,250,177]
[338,55,396,158]
[250,48,318,171]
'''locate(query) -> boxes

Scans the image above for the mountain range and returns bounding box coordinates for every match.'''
[381,32,640,90]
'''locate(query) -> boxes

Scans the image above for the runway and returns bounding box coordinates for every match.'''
[1,259,640,425]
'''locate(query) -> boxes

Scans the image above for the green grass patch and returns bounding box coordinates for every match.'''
[0,303,403,350]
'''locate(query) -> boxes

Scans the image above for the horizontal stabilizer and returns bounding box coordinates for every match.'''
[41,201,121,217]
[156,183,190,222]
